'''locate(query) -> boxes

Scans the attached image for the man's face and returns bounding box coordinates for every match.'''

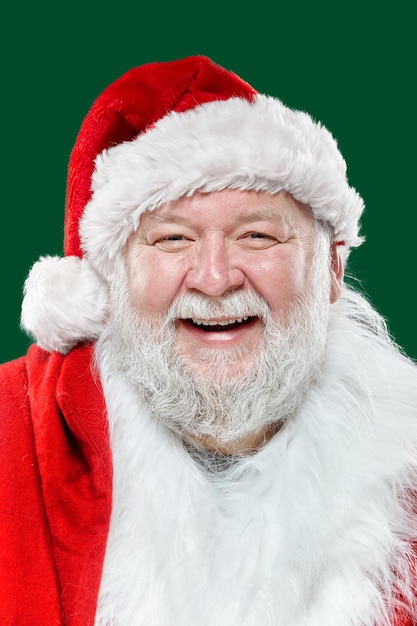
[124,189,333,381]
[108,189,343,452]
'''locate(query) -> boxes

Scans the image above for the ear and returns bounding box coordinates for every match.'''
[329,242,344,303]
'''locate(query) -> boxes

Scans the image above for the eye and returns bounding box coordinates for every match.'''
[161,234,185,241]
[152,233,194,251]
[248,232,268,239]
[238,231,279,249]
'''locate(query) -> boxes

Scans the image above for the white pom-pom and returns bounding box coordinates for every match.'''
[21,255,109,354]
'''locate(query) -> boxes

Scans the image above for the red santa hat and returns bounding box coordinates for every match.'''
[21,55,364,354]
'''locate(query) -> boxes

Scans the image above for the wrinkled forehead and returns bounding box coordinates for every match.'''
[137,189,316,232]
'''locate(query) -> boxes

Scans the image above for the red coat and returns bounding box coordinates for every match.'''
[0,344,112,625]
[0,344,414,625]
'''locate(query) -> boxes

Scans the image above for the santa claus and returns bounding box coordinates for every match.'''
[1,56,416,625]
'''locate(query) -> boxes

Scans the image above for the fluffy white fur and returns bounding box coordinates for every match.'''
[81,95,364,279]
[20,255,109,353]
[94,288,417,626]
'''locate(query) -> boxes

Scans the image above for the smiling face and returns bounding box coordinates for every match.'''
[124,189,341,380]
[109,188,343,453]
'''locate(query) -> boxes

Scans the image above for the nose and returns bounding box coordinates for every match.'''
[185,232,245,296]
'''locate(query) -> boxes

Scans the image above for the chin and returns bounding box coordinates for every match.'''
[177,346,259,384]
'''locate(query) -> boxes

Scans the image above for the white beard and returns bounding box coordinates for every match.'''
[106,233,332,446]
[94,286,417,626]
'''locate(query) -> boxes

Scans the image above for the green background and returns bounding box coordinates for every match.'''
[1,2,415,363]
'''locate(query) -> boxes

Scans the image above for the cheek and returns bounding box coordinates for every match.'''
[127,252,187,315]
[246,252,311,312]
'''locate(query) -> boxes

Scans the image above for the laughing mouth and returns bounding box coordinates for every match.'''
[185,316,257,331]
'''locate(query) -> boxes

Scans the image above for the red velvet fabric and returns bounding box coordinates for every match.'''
[0,344,112,625]
[0,344,414,624]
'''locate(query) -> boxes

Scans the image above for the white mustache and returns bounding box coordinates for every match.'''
[167,291,271,323]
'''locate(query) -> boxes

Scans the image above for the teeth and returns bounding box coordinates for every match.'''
[191,316,249,326]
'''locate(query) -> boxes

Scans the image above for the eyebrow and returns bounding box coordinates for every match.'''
[234,210,291,227]
[143,209,293,229]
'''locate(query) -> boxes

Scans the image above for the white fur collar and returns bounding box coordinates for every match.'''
[94,290,417,626]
